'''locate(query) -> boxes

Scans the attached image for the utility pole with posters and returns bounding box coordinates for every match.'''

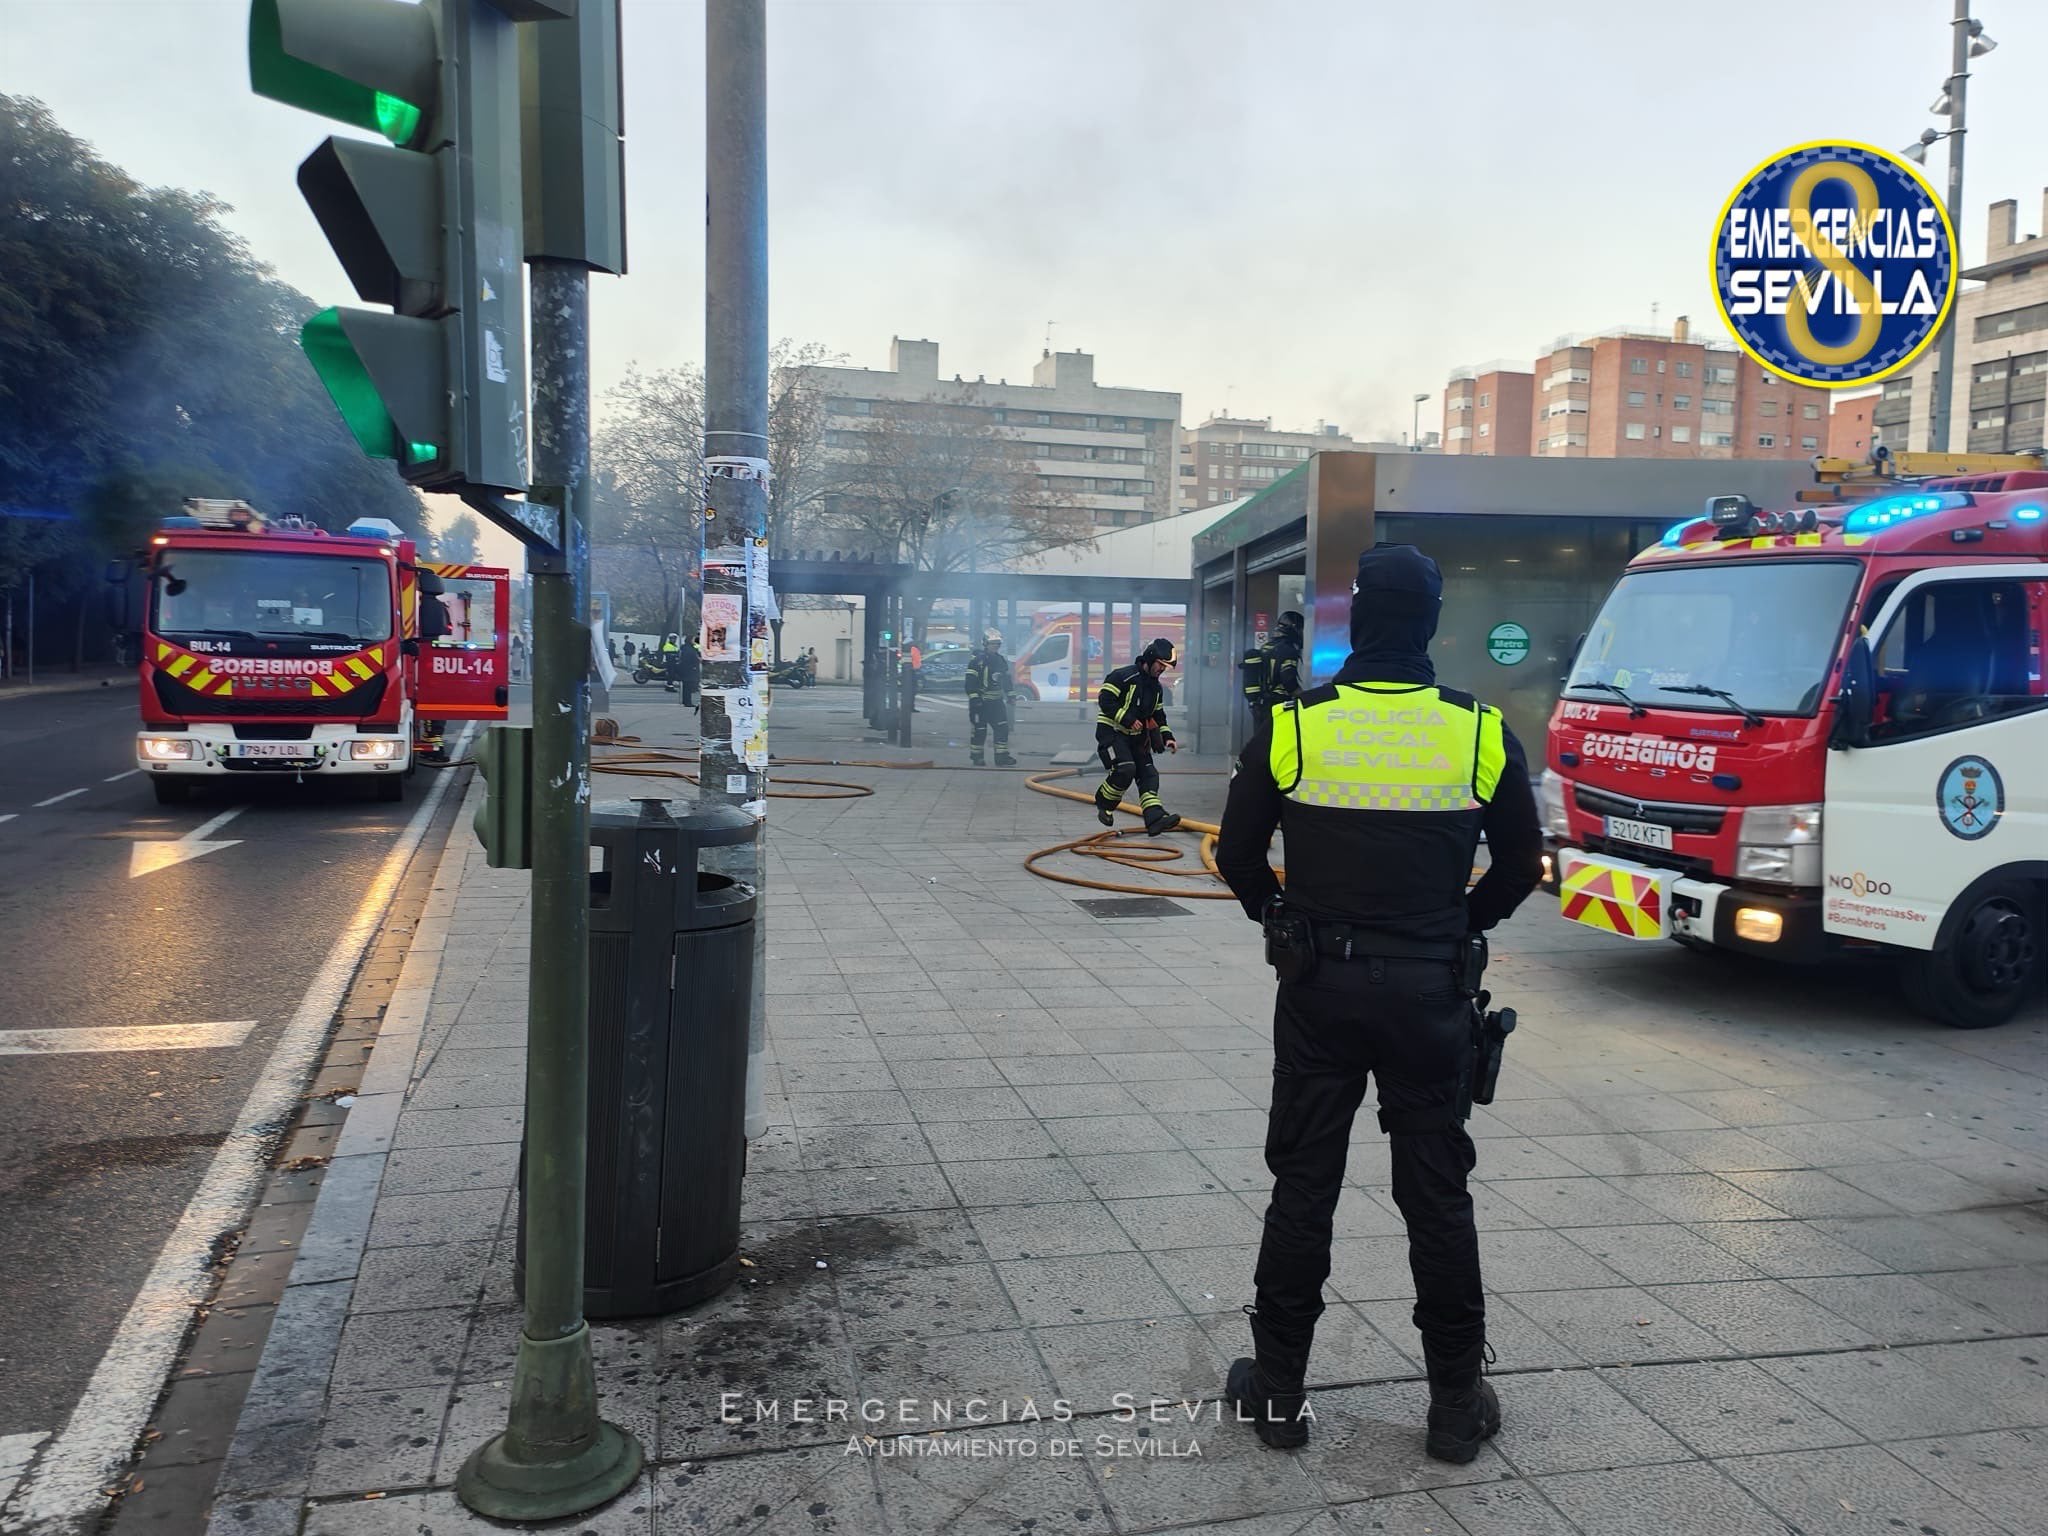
[699,0,773,1140]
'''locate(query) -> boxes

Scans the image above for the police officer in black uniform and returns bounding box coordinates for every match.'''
[1214,545,1543,1461]
[1094,637,1182,834]
[965,629,1017,766]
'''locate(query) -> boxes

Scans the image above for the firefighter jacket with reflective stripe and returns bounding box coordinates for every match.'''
[1215,679,1540,946]
[1243,637,1302,704]
[965,652,1012,702]
[1096,663,1173,742]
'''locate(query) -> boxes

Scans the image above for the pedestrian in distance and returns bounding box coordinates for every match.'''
[965,628,1017,766]
[622,637,635,664]
[1093,637,1182,834]
[677,635,700,709]
[1213,544,1543,1461]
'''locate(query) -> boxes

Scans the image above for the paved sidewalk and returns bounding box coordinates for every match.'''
[207,687,2046,1536]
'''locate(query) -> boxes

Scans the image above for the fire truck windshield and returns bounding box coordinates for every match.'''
[1566,559,1862,718]
[153,549,392,645]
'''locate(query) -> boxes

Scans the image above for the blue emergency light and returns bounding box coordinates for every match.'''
[1842,492,1971,534]
[2015,504,2044,522]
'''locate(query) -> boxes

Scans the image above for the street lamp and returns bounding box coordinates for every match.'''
[1411,393,1431,452]
[1909,4,1998,455]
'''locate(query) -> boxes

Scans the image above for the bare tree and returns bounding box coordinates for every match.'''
[822,399,1093,641]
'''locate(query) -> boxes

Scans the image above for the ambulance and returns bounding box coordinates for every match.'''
[133,500,510,804]
[1543,452,2047,1029]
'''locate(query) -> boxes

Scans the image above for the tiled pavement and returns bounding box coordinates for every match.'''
[207,688,2047,1536]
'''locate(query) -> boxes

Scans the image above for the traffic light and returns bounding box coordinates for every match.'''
[250,0,556,494]
[472,723,533,867]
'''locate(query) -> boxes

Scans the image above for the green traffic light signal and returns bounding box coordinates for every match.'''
[248,0,436,147]
[300,307,447,476]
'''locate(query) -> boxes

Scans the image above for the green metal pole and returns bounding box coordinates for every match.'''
[457,260,641,1520]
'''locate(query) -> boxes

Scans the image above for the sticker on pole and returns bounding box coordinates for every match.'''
[1486,622,1530,666]
[1712,141,1956,387]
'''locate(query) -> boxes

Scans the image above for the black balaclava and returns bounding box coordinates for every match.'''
[1339,543,1443,685]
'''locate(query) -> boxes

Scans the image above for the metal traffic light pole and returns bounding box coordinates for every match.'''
[456,0,637,1519]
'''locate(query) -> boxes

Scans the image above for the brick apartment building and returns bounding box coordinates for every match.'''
[1445,317,1831,462]
[1829,393,1877,461]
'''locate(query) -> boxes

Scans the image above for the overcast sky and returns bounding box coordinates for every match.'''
[6,0,2044,560]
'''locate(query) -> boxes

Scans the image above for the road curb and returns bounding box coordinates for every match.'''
[203,778,481,1536]
[0,674,130,703]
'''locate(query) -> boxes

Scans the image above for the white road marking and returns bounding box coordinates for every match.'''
[3,726,472,1532]
[32,788,86,808]
[128,805,246,879]
[103,771,139,784]
[0,815,15,826]
[0,1434,50,1512]
[0,1022,257,1057]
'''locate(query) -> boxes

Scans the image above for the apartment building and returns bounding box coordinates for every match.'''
[807,339,1181,529]
[1441,366,1533,456]
[1829,393,1878,461]
[1446,317,1830,461]
[1870,191,2048,455]
[1175,416,1357,511]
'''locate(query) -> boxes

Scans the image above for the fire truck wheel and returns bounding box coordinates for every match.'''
[151,778,192,806]
[1902,882,2045,1030]
[374,774,406,804]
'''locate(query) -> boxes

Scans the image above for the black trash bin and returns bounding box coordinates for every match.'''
[517,797,759,1319]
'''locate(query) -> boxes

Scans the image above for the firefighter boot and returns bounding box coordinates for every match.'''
[995,745,1017,767]
[1095,781,1121,827]
[969,750,985,766]
[1422,1339,1500,1464]
[1143,806,1182,835]
[1225,1306,1309,1449]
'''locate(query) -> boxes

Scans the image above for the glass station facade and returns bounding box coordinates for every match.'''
[1187,453,1820,756]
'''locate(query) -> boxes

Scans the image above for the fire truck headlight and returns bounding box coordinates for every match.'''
[1737,803,1822,885]
[351,739,404,762]
[140,737,195,761]
[1539,769,1571,839]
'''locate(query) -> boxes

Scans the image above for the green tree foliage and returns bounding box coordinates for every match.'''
[0,96,425,663]
[432,512,483,565]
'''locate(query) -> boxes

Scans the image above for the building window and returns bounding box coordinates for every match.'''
[1478,392,1491,407]
[1673,395,1692,410]
[1760,371,1778,385]
[1757,433,1776,447]
[1702,430,1735,446]
[1657,360,1667,374]
[1802,402,1821,419]
[1974,413,2007,430]
[1708,366,1738,385]
[1701,399,1734,415]
[1446,396,1471,411]
[1625,423,1648,440]
[1671,425,1693,443]
[1975,302,2048,341]
[1478,423,1491,437]
[1801,435,1819,450]
[1629,358,1648,374]
[1626,390,1646,407]
[1677,362,1693,378]
[1447,426,1473,441]
[1759,401,1779,416]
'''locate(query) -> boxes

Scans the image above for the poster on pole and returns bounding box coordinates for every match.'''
[701,593,743,662]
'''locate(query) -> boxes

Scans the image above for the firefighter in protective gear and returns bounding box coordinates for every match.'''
[660,632,681,694]
[1214,545,1542,1461]
[1241,611,1305,717]
[966,630,1016,766]
[1094,637,1181,834]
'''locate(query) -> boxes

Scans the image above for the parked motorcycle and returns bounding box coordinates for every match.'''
[768,658,812,688]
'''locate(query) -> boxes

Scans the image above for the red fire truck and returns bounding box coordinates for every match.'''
[134,500,509,804]
[1543,453,2047,1029]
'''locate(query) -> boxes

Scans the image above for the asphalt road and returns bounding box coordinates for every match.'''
[0,686,441,1452]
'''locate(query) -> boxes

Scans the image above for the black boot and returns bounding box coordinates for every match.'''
[995,751,1017,767]
[1422,1339,1500,1464]
[1225,1307,1309,1449]
[969,751,985,766]
[1144,810,1182,835]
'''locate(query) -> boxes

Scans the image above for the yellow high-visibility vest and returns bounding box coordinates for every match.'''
[1270,682,1507,814]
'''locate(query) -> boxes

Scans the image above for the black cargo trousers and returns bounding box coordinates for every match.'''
[1253,954,1482,1377]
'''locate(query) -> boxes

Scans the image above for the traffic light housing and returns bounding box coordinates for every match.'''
[250,0,552,494]
[473,723,533,868]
